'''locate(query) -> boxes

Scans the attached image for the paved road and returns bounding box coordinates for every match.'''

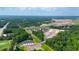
[23,28,46,45]
[0,22,9,37]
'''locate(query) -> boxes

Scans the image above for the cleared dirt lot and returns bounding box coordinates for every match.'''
[44,29,64,39]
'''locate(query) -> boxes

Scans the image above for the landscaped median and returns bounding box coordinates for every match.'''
[41,44,53,51]
[24,28,40,43]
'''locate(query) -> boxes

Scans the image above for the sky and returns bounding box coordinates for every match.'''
[0,7,79,16]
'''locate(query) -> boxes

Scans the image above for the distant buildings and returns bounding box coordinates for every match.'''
[3,33,13,37]
[25,43,41,51]
[22,40,41,51]
[51,19,73,26]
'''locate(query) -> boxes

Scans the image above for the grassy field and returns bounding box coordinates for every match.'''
[0,40,12,51]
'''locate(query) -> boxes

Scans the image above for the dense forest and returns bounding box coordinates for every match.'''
[46,25,79,51]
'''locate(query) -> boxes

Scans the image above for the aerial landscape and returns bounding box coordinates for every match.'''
[0,7,79,51]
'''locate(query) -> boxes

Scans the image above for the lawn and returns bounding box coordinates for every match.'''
[0,40,12,51]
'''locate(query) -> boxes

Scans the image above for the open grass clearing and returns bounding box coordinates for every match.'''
[0,40,12,51]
